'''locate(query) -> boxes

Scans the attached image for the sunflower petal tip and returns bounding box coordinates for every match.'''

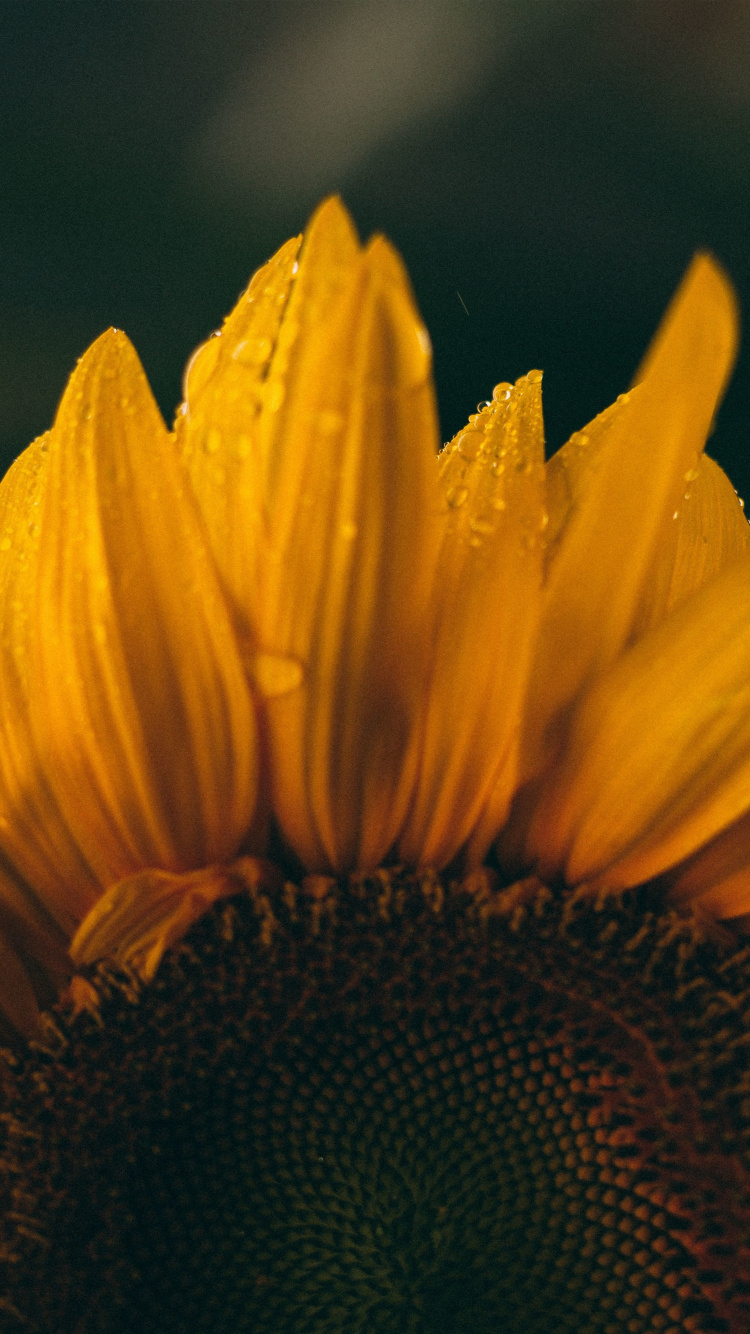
[304,194,360,252]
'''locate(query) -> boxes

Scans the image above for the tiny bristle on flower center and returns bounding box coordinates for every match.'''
[1,873,750,1333]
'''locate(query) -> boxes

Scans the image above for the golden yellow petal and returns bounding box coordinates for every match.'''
[255,235,441,871]
[526,556,750,888]
[660,810,750,918]
[658,453,749,617]
[30,330,259,885]
[257,196,361,514]
[522,255,738,781]
[177,232,302,631]
[399,373,545,869]
[69,857,276,984]
[0,435,101,929]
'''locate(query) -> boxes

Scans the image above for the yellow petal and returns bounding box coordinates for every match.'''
[399,373,545,869]
[177,232,302,631]
[256,196,361,511]
[660,810,750,919]
[30,330,259,885]
[0,435,101,929]
[255,234,441,870]
[523,255,738,781]
[658,453,749,618]
[69,857,276,983]
[526,556,750,888]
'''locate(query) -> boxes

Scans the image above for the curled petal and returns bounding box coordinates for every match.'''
[255,234,441,870]
[69,857,278,984]
[30,330,259,886]
[400,373,545,869]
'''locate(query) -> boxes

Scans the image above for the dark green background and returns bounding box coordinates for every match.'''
[3,0,750,495]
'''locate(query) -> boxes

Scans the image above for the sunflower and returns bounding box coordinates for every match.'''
[1,198,750,1332]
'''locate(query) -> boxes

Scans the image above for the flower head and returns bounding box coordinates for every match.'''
[1,200,750,1331]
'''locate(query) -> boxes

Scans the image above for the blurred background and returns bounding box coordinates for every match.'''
[2,0,750,493]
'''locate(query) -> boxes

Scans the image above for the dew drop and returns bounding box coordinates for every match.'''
[490,495,506,511]
[470,516,494,536]
[493,382,512,402]
[476,400,492,413]
[684,466,700,482]
[455,429,482,459]
[527,369,543,384]
[740,497,746,511]
[182,335,221,403]
[233,335,273,367]
[204,428,222,455]
[446,486,468,508]
[250,652,305,699]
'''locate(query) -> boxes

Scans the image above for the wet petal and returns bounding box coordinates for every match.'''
[177,232,302,631]
[526,557,750,888]
[399,373,545,869]
[659,453,749,615]
[523,255,738,780]
[0,435,101,928]
[255,235,441,870]
[30,330,259,885]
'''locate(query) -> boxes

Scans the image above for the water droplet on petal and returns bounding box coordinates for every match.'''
[527,369,543,384]
[233,335,273,367]
[493,382,512,402]
[470,516,495,536]
[446,486,468,508]
[182,335,221,403]
[204,428,222,455]
[250,652,305,699]
[455,429,482,459]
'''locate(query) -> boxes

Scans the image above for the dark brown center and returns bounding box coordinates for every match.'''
[1,872,750,1333]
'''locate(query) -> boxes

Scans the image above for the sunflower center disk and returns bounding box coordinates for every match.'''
[2,874,750,1333]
